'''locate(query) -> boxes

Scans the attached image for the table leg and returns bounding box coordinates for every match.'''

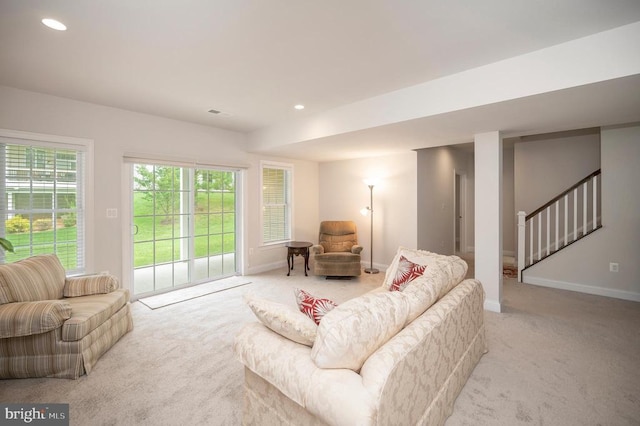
[304,249,309,276]
[287,252,292,276]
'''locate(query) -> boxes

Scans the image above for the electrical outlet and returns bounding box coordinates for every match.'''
[609,262,619,273]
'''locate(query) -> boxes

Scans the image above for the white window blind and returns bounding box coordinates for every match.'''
[261,163,292,244]
[1,140,86,274]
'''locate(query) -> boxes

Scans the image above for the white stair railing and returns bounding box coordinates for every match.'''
[517,170,601,281]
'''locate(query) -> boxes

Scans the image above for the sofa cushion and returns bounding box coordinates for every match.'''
[294,288,338,325]
[383,247,469,322]
[0,254,66,303]
[0,300,72,338]
[311,290,409,371]
[62,289,129,341]
[384,247,467,295]
[245,294,317,347]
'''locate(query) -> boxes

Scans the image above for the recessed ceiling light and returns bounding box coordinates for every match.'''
[42,18,67,31]
[294,104,305,110]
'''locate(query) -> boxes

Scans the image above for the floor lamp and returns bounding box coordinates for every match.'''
[360,180,379,274]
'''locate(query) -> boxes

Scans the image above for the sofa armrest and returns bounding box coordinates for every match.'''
[0,300,72,338]
[311,244,324,255]
[351,244,363,254]
[63,274,119,298]
[235,322,375,426]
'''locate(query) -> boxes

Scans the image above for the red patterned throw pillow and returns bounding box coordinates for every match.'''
[390,255,427,291]
[294,288,338,325]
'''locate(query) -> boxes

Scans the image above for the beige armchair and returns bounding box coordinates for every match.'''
[0,254,133,379]
[311,221,363,277]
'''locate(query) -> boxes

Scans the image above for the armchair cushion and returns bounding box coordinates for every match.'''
[64,274,119,297]
[0,300,71,338]
[0,254,66,303]
[318,221,358,253]
[62,289,129,341]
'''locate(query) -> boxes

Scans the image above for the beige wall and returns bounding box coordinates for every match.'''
[318,152,418,272]
[0,85,320,286]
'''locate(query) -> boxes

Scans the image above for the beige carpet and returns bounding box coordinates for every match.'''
[1,268,639,426]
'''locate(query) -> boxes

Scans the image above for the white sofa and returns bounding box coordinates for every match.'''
[234,248,487,426]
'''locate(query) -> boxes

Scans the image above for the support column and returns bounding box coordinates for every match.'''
[474,131,503,312]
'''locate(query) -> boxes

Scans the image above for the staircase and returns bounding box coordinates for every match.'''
[517,170,602,281]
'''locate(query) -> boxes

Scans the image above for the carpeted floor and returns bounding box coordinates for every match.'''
[1,268,639,425]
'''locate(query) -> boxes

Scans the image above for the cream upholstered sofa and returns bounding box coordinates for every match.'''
[235,247,487,425]
[311,221,363,277]
[0,254,133,379]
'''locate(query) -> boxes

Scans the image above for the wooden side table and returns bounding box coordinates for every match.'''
[285,241,312,276]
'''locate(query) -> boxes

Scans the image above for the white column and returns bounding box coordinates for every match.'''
[474,131,503,313]
[517,211,526,282]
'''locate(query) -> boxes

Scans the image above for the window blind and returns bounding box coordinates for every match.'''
[262,164,291,244]
[1,142,86,273]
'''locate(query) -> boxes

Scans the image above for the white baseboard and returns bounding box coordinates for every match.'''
[484,299,502,313]
[523,275,640,302]
[246,261,287,275]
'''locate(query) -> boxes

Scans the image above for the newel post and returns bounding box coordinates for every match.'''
[517,211,526,282]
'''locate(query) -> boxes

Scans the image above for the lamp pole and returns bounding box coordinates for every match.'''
[364,184,379,274]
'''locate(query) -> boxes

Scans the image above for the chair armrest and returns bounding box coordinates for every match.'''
[63,274,119,297]
[311,244,325,255]
[351,245,363,254]
[0,300,71,338]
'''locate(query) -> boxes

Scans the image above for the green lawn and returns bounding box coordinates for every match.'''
[4,191,237,269]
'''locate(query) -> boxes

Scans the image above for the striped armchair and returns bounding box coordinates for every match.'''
[0,254,133,379]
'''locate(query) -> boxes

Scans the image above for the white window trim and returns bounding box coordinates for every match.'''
[260,160,294,246]
[0,128,94,272]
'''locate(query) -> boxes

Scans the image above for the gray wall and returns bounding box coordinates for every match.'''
[416,146,471,255]
[523,124,639,301]
[514,129,601,214]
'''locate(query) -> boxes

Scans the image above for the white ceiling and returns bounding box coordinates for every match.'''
[1,1,640,161]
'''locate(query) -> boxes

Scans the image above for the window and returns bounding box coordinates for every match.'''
[261,162,292,244]
[1,132,88,274]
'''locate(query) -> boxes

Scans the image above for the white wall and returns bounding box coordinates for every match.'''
[0,86,320,284]
[318,152,417,272]
[523,124,640,301]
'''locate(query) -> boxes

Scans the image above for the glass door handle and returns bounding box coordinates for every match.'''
[133,225,139,235]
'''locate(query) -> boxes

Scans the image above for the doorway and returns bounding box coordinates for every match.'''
[454,171,467,256]
[130,163,240,298]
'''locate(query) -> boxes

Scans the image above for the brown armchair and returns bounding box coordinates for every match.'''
[311,221,363,277]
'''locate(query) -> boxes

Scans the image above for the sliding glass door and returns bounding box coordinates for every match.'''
[131,163,238,297]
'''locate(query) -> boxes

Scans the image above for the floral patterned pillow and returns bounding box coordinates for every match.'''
[294,288,338,325]
[390,255,427,291]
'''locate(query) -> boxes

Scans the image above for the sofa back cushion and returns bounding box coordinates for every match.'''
[311,290,409,371]
[0,254,66,303]
[383,247,468,322]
